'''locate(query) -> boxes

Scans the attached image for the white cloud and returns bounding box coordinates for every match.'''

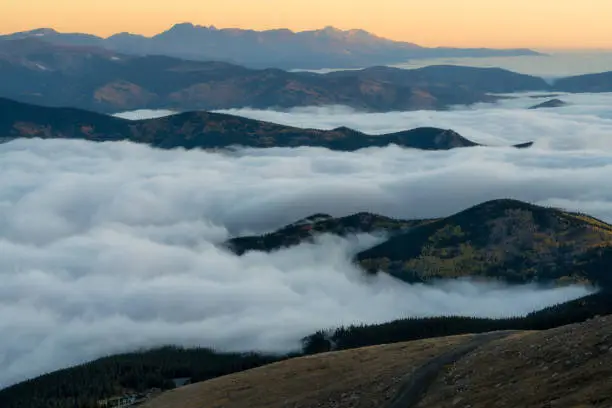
[0,136,604,388]
[112,92,612,151]
[112,92,612,147]
[113,109,179,120]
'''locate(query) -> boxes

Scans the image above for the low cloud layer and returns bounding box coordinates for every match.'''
[113,109,179,121]
[213,92,612,150]
[0,136,606,388]
[113,92,612,150]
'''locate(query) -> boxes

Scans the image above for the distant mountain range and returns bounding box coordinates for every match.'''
[226,199,612,287]
[0,38,553,113]
[0,97,533,151]
[0,36,609,114]
[0,24,542,70]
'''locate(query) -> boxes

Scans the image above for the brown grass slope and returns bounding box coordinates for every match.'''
[142,317,612,408]
[417,316,612,408]
[141,335,474,408]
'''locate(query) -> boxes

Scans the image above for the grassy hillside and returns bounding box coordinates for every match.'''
[226,198,612,287]
[140,315,612,408]
[141,336,474,408]
[418,316,612,407]
[357,199,612,286]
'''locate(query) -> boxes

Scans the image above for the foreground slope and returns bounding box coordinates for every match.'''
[417,316,612,407]
[141,335,475,408]
[142,316,612,408]
[0,98,532,151]
[227,199,612,286]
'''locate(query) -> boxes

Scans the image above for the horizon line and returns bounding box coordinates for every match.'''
[2,23,612,52]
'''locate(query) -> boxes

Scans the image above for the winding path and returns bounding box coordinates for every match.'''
[385,331,516,408]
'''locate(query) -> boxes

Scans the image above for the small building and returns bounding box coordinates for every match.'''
[98,394,137,408]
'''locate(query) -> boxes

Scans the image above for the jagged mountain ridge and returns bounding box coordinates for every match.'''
[0,97,533,151]
[0,24,541,70]
[225,199,612,287]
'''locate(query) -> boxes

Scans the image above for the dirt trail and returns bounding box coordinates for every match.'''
[385,331,516,408]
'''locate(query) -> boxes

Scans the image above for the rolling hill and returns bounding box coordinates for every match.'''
[226,199,612,287]
[553,70,612,93]
[0,38,549,113]
[1,24,541,70]
[0,98,533,151]
[225,212,431,255]
[140,315,612,408]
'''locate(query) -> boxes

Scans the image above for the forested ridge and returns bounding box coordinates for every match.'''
[0,347,288,408]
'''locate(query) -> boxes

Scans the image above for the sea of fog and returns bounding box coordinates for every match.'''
[291,51,612,80]
[3,91,612,388]
[114,92,612,150]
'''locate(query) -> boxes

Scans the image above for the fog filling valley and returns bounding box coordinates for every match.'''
[3,94,612,389]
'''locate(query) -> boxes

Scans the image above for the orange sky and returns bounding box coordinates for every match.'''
[2,0,611,49]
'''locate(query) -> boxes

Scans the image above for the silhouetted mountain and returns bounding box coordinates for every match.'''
[1,25,542,70]
[553,70,612,93]
[0,28,102,47]
[227,199,612,287]
[0,98,532,151]
[0,39,550,113]
[528,98,568,109]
